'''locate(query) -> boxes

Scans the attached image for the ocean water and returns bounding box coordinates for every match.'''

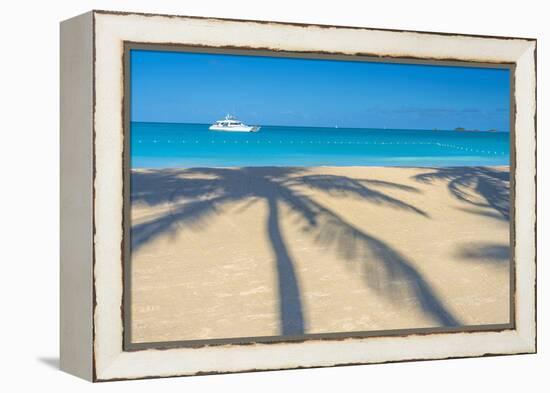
[131,122,510,168]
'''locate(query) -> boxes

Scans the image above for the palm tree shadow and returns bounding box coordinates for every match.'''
[300,202,458,327]
[454,242,510,264]
[131,167,460,335]
[412,167,510,220]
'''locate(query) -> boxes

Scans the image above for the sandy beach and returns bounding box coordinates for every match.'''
[129,166,510,344]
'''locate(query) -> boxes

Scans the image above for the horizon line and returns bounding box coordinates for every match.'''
[130,120,510,133]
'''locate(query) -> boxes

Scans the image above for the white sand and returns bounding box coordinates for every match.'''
[130,166,510,343]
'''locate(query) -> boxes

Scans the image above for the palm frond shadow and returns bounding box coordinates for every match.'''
[455,242,510,264]
[131,167,460,336]
[301,202,458,327]
[413,167,510,220]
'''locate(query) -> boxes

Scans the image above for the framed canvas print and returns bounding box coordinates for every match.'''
[60,10,537,381]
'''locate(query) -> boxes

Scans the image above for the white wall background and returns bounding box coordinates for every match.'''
[0,0,545,391]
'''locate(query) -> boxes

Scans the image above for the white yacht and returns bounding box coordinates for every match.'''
[209,115,260,132]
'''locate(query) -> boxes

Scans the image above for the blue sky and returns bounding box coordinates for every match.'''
[130,49,511,131]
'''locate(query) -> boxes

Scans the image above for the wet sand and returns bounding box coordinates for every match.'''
[129,166,510,344]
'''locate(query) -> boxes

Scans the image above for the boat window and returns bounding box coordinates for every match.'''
[214,119,247,127]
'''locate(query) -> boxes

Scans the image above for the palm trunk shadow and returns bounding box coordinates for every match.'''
[267,197,306,335]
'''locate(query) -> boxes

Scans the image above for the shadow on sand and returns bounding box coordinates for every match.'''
[131,167,461,335]
[455,242,510,264]
[413,166,510,221]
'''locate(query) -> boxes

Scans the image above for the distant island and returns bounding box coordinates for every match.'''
[455,127,498,132]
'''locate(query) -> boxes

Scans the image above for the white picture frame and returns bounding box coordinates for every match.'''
[60,10,536,381]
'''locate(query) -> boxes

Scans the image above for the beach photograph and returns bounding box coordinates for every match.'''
[127,48,512,345]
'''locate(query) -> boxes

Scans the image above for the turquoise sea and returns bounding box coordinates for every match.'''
[131,122,510,168]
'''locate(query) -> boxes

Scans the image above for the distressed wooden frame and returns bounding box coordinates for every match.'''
[60,10,537,382]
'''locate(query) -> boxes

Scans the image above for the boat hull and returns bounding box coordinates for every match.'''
[209,125,260,132]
